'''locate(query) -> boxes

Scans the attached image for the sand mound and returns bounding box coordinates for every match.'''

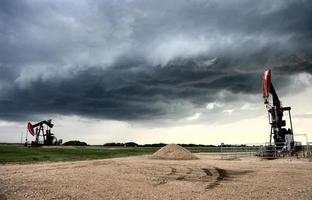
[150,144,198,160]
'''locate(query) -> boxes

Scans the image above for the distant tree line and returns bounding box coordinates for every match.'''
[61,141,252,147]
[103,142,224,147]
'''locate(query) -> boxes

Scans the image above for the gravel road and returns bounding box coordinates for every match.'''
[1,154,312,200]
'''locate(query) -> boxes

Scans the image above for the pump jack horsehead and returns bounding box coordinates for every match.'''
[262,69,294,155]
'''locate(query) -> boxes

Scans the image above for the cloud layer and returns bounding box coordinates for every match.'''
[1,0,312,123]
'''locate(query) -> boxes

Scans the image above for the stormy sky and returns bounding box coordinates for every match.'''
[1,0,312,144]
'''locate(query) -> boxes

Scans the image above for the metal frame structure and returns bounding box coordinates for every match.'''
[262,69,294,155]
[26,120,62,146]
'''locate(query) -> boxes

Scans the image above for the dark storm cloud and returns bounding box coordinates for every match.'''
[0,63,217,121]
[0,0,312,122]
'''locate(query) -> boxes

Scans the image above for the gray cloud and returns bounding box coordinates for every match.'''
[0,0,312,123]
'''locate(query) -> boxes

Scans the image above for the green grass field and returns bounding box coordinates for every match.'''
[0,145,160,163]
[0,144,221,163]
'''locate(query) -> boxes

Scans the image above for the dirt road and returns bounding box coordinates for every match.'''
[1,154,312,200]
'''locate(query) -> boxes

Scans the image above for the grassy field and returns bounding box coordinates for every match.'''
[0,145,160,163]
[0,144,221,163]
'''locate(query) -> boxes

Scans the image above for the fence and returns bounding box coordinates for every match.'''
[220,140,312,160]
[220,144,264,160]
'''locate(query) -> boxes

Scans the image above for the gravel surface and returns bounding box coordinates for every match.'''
[1,155,312,200]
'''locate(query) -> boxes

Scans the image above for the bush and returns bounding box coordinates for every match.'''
[103,142,124,147]
[141,143,166,147]
[103,142,139,147]
[124,142,138,147]
[63,140,88,146]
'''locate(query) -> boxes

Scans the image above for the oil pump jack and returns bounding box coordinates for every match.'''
[262,69,294,155]
[26,119,62,146]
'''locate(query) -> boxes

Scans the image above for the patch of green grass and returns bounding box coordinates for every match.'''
[0,145,222,163]
[0,145,159,163]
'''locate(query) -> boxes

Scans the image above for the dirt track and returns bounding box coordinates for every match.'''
[1,154,312,200]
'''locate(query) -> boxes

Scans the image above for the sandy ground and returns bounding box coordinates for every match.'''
[1,154,312,200]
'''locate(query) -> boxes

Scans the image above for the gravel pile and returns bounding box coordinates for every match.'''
[150,144,198,160]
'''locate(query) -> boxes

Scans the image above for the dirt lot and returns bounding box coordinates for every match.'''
[1,154,312,200]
